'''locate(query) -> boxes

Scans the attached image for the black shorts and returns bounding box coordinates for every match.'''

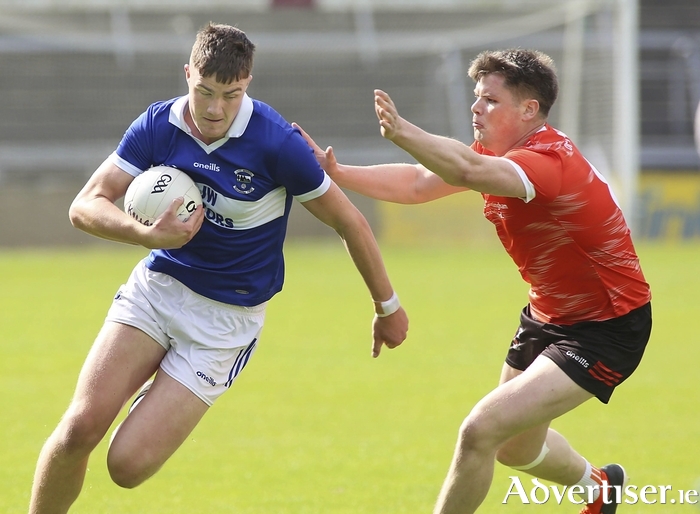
[505,303,652,404]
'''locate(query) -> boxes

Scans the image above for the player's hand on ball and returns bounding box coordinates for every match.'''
[371,306,408,358]
[145,198,204,249]
[374,89,403,141]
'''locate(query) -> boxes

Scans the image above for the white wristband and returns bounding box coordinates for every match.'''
[373,292,400,317]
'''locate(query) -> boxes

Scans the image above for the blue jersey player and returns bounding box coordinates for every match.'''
[29,22,409,514]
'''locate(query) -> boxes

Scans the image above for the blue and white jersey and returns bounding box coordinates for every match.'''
[110,94,331,306]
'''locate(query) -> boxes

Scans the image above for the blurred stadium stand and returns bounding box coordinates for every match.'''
[0,0,698,245]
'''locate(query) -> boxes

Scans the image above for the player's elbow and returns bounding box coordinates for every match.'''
[68,201,80,228]
[68,198,89,230]
[445,158,500,192]
[446,164,478,188]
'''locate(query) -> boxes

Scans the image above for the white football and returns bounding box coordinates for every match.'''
[124,166,203,226]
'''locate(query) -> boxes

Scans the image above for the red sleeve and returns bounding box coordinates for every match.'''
[505,149,562,203]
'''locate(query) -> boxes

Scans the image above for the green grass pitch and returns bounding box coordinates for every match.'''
[0,241,698,513]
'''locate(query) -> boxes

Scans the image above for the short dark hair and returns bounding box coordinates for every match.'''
[467,49,558,117]
[190,22,255,84]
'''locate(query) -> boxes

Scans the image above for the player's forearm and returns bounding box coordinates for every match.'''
[334,162,431,204]
[69,196,145,246]
[390,119,478,188]
[338,214,395,303]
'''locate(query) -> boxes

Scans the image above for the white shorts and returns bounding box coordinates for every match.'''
[106,260,266,406]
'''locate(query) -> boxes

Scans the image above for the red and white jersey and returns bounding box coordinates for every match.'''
[473,124,651,324]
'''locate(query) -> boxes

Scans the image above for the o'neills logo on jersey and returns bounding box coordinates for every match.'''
[194,162,221,172]
[233,169,255,195]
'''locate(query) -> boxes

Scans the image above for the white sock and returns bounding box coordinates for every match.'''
[574,461,602,503]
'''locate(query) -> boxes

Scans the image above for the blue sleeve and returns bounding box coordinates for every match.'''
[114,106,156,171]
[274,129,327,197]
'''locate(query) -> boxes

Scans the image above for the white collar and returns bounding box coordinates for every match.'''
[168,93,254,141]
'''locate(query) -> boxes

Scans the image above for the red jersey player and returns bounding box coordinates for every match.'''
[296,48,651,514]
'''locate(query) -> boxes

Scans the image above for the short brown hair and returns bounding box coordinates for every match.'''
[468,49,558,117]
[190,22,255,84]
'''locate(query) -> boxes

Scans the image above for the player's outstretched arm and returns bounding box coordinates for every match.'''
[69,159,204,249]
[293,122,464,204]
[374,89,526,198]
[301,181,408,357]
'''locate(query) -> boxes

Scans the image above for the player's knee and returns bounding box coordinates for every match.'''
[56,404,111,456]
[107,436,162,489]
[107,449,156,489]
[108,469,148,489]
[108,466,145,489]
[457,409,501,453]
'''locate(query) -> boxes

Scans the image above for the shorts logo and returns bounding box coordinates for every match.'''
[196,370,217,386]
[588,361,623,386]
[510,327,525,350]
[565,350,590,369]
